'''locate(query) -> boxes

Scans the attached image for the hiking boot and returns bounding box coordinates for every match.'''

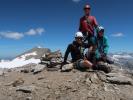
[94,62,112,73]
[106,59,114,64]
[98,64,111,73]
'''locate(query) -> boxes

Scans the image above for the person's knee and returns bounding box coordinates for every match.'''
[83,60,93,68]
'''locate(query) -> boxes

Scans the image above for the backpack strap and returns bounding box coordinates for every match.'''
[85,16,91,25]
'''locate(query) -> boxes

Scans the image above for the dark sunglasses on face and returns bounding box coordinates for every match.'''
[84,8,90,10]
[76,37,83,40]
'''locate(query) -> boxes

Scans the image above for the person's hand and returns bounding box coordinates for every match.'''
[89,46,93,52]
[101,53,106,57]
[101,54,107,62]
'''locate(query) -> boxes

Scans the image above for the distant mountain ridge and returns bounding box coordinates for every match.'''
[15,47,51,60]
[109,52,133,70]
[13,49,133,70]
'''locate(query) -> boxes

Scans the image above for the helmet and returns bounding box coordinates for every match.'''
[98,26,104,32]
[84,4,91,10]
[75,32,83,38]
[97,26,104,37]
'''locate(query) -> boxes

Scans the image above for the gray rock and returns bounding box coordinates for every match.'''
[106,73,119,77]
[61,63,74,72]
[16,85,36,93]
[40,60,50,65]
[21,68,30,73]
[97,71,107,82]
[0,70,4,76]
[41,50,62,61]
[5,78,24,87]
[89,73,100,84]
[32,64,47,74]
[26,97,32,100]
[107,76,133,85]
[50,57,63,66]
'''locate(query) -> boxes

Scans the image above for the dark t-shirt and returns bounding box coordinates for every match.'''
[64,41,89,62]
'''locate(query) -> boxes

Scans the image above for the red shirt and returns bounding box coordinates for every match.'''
[79,16,98,35]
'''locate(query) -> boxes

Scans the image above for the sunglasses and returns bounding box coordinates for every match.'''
[84,8,91,10]
[76,37,83,40]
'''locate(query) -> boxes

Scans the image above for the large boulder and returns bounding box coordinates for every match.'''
[32,64,47,74]
[41,50,63,68]
[106,73,133,85]
[16,85,36,93]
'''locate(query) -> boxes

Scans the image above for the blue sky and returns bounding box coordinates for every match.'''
[0,0,133,59]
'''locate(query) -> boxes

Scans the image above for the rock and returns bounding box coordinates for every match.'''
[0,70,4,76]
[106,73,120,77]
[21,68,30,73]
[46,50,62,59]
[40,60,50,65]
[50,57,63,66]
[46,65,61,71]
[41,50,62,61]
[26,97,32,100]
[12,78,25,87]
[5,78,24,87]
[61,63,74,72]
[38,77,45,80]
[97,62,112,73]
[96,71,107,82]
[15,63,37,73]
[89,73,100,84]
[16,85,36,93]
[47,67,60,71]
[107,75,133,85]
[32,64,47,74]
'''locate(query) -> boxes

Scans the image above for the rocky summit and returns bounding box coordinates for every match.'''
[0,48,133,100]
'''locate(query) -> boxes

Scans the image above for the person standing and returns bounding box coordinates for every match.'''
[79,4,98,45]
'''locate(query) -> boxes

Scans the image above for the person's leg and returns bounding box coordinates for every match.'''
[88,36,96,46]
[82,60,93,69]
[94,60,112,73]
[76,59,92,70]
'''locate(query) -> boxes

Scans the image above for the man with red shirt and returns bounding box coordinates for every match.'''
[79,4,98,45]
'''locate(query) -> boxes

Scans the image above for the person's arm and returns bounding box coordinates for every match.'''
[64,44,71,63]
[84,43,90,48]
[93,16,99,33]
[103,37,109,55]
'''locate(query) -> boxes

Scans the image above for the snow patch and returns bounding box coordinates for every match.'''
[0,51,40,69]
[37,46,42,48]
[0,58,40,68]
[14,52,37,60]
[113,54,133,59]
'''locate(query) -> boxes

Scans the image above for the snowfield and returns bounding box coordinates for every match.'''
[0,52,41,68]
[111,54,133,61]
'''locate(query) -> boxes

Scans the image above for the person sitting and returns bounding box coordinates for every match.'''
[96,26,113,64]
[85,26,112,73]
[62,32,95,71]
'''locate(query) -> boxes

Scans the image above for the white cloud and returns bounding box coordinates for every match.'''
[72,0,81,3]
[36,28,45,35]
[25,28,45,36]
[0,32,24,40]
[26,29,36,35]
[111,33,124,37]
[0,27,45,40]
